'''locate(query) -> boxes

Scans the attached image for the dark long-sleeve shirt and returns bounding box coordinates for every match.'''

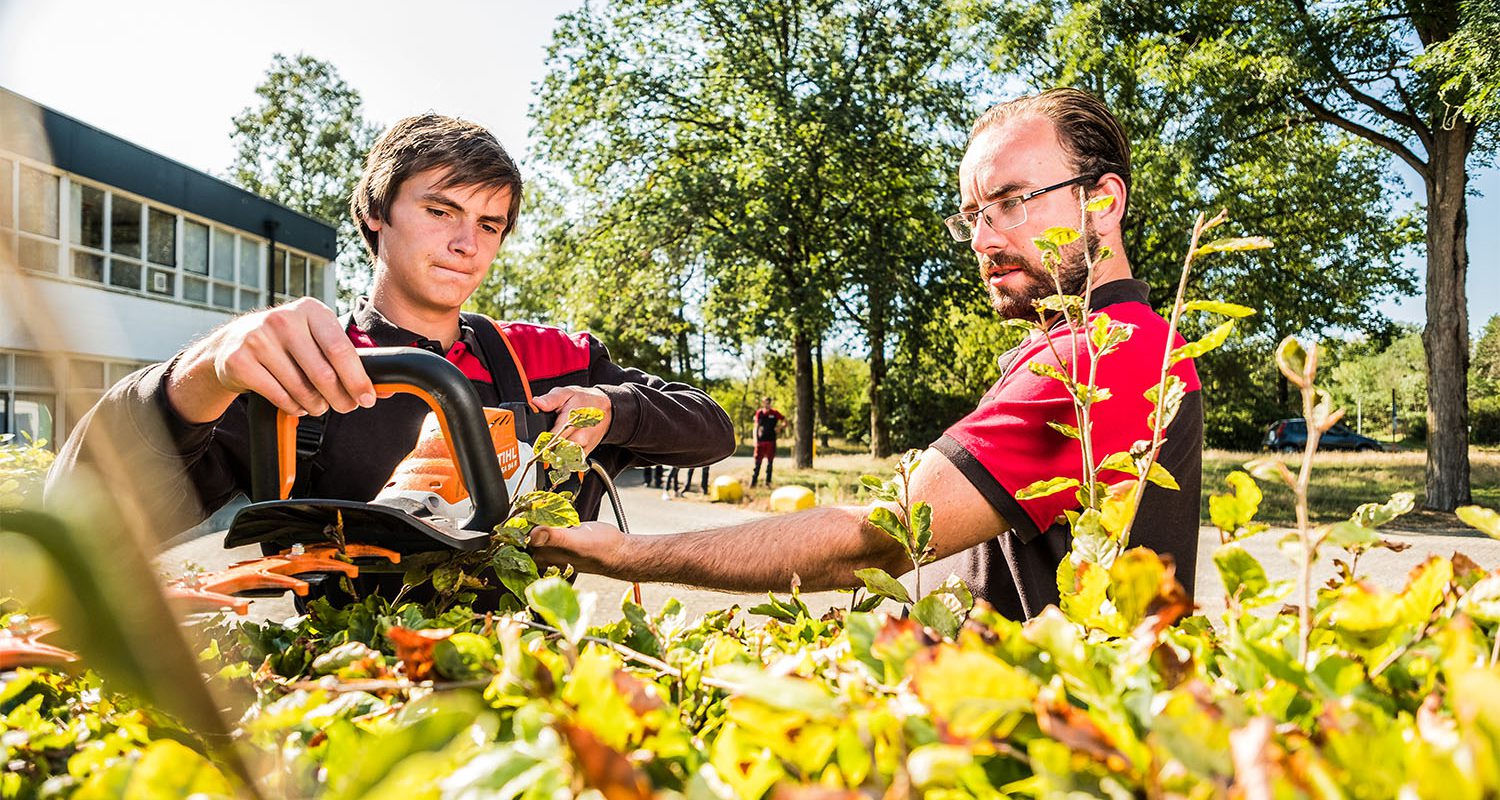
[49,299,735,536]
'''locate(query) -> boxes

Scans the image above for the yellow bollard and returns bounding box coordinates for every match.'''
[769,485,816,513]
[708,475,744,503]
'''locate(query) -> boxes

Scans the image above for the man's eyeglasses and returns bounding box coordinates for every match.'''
[943,175,1099,242]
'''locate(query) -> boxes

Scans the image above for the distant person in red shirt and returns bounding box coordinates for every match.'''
[751,396,786,487]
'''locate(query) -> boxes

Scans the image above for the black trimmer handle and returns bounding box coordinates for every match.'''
[245,347,510,533]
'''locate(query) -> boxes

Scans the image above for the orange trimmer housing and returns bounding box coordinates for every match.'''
[225,347,543,555]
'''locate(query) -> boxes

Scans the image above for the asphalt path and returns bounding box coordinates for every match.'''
[160,462,1500,626]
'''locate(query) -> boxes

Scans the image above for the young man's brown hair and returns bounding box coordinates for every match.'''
[350,113,525,258]
[970,87,1132,213]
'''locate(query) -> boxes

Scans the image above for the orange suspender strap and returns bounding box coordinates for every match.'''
[489,319,538,412]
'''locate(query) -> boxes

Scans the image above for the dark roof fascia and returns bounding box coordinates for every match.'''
[1,86,337,261]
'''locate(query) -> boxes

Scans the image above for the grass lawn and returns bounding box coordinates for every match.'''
[712,444,1500,530]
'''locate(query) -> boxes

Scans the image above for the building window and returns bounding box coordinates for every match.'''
[16,164,60,273]
[183,220,209,275]
[0,157,13,230]
[239,238,262,289]
[0,351,155,447]
[18,165,58,238]
[212,226,235,280]
[17,238,59,274]
[310,259,326,301]
[110,195,141,256]
[147,207,176,267]
[7,161,328,312]
[71,183,105,249]
[70,182,107,284]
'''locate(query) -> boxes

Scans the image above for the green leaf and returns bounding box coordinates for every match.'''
[1034,294,1085,317]
[1145,375,1187,431]
[525,576,588,644]
[539,437,587,474]
[1097,452,1137,475]
[868,506,911,550]
[1182,299,1256,318]
[912,595,962,639]
[1275,337,1310,388]
[1322,522,1381,548]
[565,407,605,429]
[1351,492,1416,529]
[1027,360,1071,384]
[513,491,580,528]
[1142,461,1180,490]
[490,544,541,599]
[1016,477,1081,500]
[1095,245,1115,262]
[1084,194,1116,213]
[1090,313,1112,351]
[859,475,899,502]
[1307,388,1341,432]
[1170,320,1236,364]
[75,739,233,799]
[1075,384,1113,404]
[1458,505,1500,538]
[1193,236,1273,256]
[853,567,912,605]
[1209,471,1264,537]
[1214,543,1272,605]
[1460,574,1500,623]
[1047,421,1082,440]
[911,502,934,557]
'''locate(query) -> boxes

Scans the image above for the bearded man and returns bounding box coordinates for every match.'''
[528,88,1204,619]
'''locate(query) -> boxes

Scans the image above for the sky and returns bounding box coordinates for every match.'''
[0,0,1494,336]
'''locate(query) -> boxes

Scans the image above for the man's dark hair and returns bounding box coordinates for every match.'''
[970,88,1131,213]
[350,113,524,259]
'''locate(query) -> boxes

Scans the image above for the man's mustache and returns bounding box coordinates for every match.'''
[979,253,1032,276]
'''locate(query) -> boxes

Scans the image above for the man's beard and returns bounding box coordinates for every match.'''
[981,225,1100,321]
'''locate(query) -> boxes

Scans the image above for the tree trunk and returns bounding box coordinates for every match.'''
[815,338,829,448]
[868,287,891,458]
[793,328,816,468]
[1422,122,1474,511]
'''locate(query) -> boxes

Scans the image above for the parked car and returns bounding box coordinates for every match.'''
[1263,418,1389,452]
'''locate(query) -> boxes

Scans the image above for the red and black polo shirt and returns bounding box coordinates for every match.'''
[933,279,1204,620]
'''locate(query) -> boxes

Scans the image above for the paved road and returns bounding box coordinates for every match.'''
[160,467,1500,625]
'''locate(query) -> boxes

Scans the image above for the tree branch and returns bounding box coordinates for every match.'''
[1295,93,1429,180]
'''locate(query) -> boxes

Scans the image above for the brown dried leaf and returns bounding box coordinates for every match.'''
[559,721,652,800]
[1034,693,1133,774]
[385,626,453,682]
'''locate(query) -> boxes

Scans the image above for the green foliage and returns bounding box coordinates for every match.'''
[1412,0,1500,125]
[229,53,379,306]
[531,0,972,461]
[1324,325,1429,441]
[0,433,53,509]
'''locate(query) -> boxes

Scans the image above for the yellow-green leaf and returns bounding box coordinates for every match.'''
[1459,505,1500,538]
[1084,194,1116,213]
[1182,299,1256,318]
[1193,236,1273,256]
[1170,320,1236,364]
[1016,477,1081,500]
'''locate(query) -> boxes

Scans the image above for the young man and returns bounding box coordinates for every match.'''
[530,89,1204,620]
[51,114,734,542]
[750,396,785,487]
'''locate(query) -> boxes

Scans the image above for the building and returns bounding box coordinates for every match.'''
[0,87,336,446]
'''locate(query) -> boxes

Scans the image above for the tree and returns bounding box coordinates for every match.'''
[1326,326,1429,440]
[969,0,1421,448]
[1473,313,1500,395]
[534,0,968,467]
[229,53,379,308]
[1083,0,1494,509]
